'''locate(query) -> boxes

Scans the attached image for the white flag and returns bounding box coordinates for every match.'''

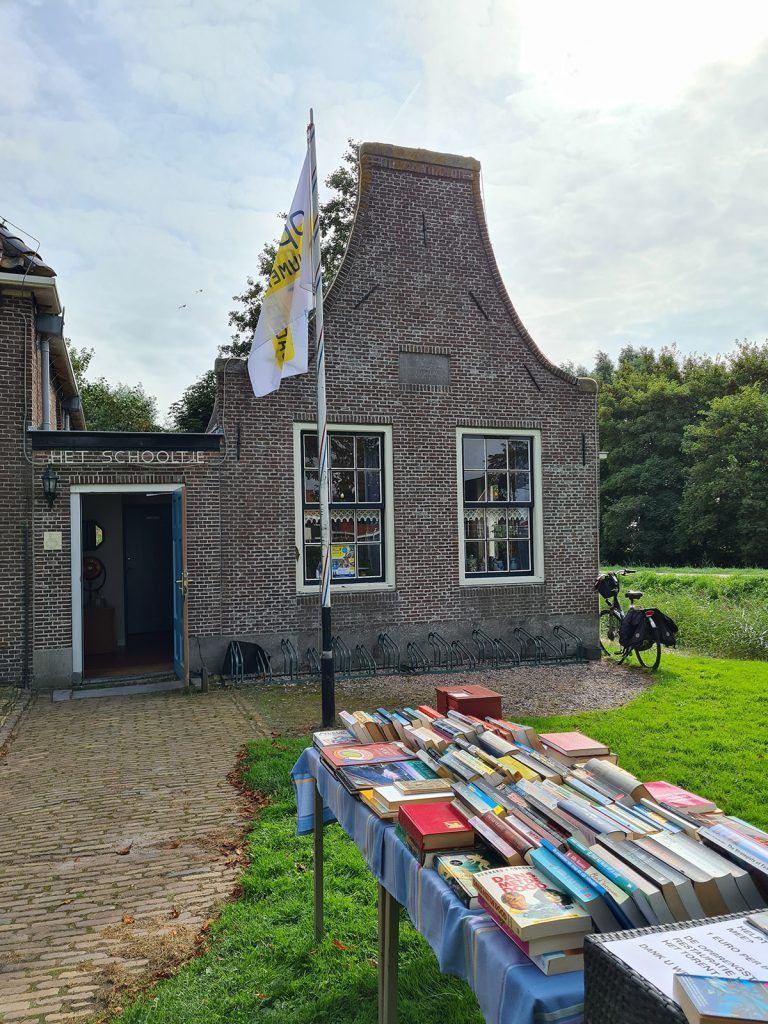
[247,153,313,398]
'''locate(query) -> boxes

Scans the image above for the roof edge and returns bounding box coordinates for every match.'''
[358,143,479,173]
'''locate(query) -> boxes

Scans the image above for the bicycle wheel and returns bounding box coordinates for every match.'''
[599,609,624,659]
[635,641,662,671]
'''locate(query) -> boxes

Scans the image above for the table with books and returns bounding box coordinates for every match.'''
[291,694,768,1024]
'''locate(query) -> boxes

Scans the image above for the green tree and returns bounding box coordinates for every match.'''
[225,138,359,356]
[679,385,768,566]
[167,370,217,432]
[67,343,160,432]
[170,140,360,429]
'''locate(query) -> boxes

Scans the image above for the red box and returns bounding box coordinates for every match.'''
[435,684,502,719]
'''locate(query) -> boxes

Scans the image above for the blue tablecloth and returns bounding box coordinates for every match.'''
[292,746,585,1024]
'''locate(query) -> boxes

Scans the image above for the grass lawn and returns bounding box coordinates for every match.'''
[118,653,768,1024]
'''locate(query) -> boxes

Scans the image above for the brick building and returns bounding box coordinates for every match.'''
[2,143,599,691]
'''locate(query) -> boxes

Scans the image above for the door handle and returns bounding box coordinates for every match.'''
[176,570,189,598]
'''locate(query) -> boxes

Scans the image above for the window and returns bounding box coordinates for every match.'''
[300,429,387,586]
[459,431,539,580]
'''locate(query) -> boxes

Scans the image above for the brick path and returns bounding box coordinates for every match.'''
[0,689,267,1022]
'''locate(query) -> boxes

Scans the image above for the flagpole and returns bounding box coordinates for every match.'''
[307,109,335,727]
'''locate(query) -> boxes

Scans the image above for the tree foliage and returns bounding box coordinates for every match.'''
[169,140,360,429]
[585,340,768,567]
[68,343,160,432]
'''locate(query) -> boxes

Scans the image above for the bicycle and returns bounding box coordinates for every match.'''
[595,568,662,671]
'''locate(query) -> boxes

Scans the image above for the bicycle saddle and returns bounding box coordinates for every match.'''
[625,589,643,600]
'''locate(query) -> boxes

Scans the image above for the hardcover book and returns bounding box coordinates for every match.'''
[335,758,437,793]
[672,974,768,1023]
[473,865,591,940]
[313,728,357,748]
[539,731,610,758]
[646,781,719,814]
[321,742,412,768]
[399,801,473,851]
[435,851,502,908]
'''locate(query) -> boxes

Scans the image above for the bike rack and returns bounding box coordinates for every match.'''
[513,627,541,665]
[451,638,477,671]
[332,635,354,678]
[354,643,377,676]
[552,624,587,663]
[225,640,272,686]
[493,635,522,667]
[280,638,300,680]
[427,631,453,671]
[472,628,501,667]
[378,632,401,674]
[407,640,430,673]
[306,646,321,678]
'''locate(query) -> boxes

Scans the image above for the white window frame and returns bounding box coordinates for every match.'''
[293,422,396,595]
[456,427,545,586]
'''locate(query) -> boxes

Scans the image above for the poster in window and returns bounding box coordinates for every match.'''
[332,544,356,578]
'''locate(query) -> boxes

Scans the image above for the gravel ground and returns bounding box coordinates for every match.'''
[335,659,650,718]
[249,659,651,734]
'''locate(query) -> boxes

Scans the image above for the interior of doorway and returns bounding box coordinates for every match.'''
[80,491,174,680]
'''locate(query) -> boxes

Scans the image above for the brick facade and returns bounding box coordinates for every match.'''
[7,142,599,689]
[208,144,599,664]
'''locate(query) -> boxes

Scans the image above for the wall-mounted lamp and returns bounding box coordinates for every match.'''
[41,465,59,508]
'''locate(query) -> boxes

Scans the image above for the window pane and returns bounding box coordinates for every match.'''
[463,436,485,469]
[304,471,320,504]
[508,439,530,469]
[464,509,485,539]
[356,510,381,541]
[357,544,381,578]
[331,513,355,543]
[304,512,321,544]
[508,541,531,572]
[305,545,321,582]
[331,543,356,579]
[487,540,508,572]
[464,541,486,574]
[356,435,380,468]
[303,433,319,468]
[485,438,507,470]
[486,509,507,539]
[331,470,356,502]
[330,435,354,468]
[487,473,508,502]
[357,469,381,503]
[508,508,530,538]
[510,472,531,502]
[464,470,485,502]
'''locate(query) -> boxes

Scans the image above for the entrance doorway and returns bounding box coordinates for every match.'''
[73,486,187,684]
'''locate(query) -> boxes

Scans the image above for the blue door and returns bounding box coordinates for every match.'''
[171,488,187,682]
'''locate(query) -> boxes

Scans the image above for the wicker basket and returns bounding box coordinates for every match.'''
[584,913,750,1024]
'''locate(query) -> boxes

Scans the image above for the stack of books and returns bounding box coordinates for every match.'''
[473,864,593,974]
[311,701,768,977]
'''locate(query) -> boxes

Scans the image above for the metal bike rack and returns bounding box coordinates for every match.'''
[306,646,321,677]
[378,632,401,674]
[513,627,541,665]
[427,631,452,671]
[332,635,353,678]
[492,634,522,667]
[472,628,501,667]
[451,639,477,671]
[281,638,300,679]
[407,640,430,673]
[552,624,587,663]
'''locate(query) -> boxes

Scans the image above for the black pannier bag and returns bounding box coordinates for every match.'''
[648,609,679,647]
[594,574,619,599]
[619,607,655,651]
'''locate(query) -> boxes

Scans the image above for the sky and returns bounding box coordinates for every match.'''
[2,0,767,417]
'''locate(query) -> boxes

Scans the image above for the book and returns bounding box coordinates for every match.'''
[586,842,674,925]
[480,811,537,860]
[451,782,504,819]
[528,843,626,933]
[338,710,372,743]
[436,850,503,908]
[700,829,768,899]
[354,710,387,742]
[469,814,525,865]
[313,728,357,748]
[395,778,453,795]
[399,801,473,852]
[582,759,652,806]
[540,731,610,758]
[473,865,592,941]
[598,837,706,922]
[646,781,719,815]
[748,912,768,937]
[635,835,730,917]
[651,831,754,913]
[368,785,452,816]
[564,847,647,928]
[673,974,768,1023]
[336,758,439,793]
[479,897,586,974]
[321,742,412,768]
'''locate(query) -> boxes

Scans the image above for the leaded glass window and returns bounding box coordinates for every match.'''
[301,431,385,585]
[461,434,534,577]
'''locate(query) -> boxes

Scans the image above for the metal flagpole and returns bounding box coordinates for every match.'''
[307,109,335,727]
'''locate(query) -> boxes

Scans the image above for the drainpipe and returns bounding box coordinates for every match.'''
[40,335,50,430]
